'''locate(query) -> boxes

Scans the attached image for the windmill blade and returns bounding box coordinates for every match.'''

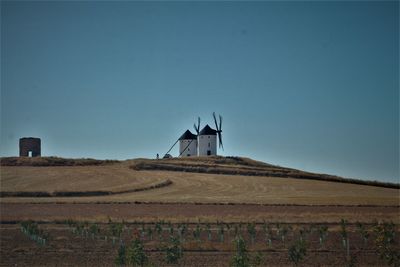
[197,117,201,134]
[193,116,201,134]
[219,115,222,131]
[198,117,201,131]
[218,132,224,150]
[212,112,219,131]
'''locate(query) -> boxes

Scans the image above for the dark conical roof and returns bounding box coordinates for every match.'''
[199,124,217,135]
[178,130,197,140]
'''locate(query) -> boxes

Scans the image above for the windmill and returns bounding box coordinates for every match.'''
[212,112,224,150]
[164,116,201,158]
[197,112,223,156]
[193,117,201,136]
[163,113,224,158]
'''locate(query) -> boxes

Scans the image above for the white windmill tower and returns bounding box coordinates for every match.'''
[178,130,197,157]
[198,112,223,156]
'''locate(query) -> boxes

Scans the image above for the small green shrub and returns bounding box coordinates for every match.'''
[356,222,369,246]
[20,221,48,246]
[126,238,148,267]
[193,224,202,242]
[206,223,212,241]
[340,219,348,248]
[165,235,183,265]
[318,225,328,246]
[288,239,307,266]
[373,221,400,267]
[247,223,256,244]
[115,242,126,266]
[231,235,250,267]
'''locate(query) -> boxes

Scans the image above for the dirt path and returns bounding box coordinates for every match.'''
[1,203,398,223]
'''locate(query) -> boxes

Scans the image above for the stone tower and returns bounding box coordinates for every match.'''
[19,137,41,157]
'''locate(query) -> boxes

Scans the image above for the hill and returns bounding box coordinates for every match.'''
[131,156,399,189]
[0,156,399,205]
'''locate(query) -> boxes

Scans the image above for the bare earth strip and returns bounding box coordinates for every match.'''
[1,203,399,223]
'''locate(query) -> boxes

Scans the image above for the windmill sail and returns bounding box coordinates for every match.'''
[213,112,224,150]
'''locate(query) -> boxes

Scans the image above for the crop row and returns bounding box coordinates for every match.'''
[20,220,48,246]
[19,219,399,266]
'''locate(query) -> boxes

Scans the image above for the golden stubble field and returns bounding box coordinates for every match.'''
[0,161,165,193]
[1,158,399,206]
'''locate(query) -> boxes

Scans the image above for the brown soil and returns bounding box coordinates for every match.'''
[1,203,399,223]
[1,222,398,266]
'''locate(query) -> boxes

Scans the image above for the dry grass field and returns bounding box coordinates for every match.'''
[1,156,398,223]
[0,160,165,193]
[1,156,399,205]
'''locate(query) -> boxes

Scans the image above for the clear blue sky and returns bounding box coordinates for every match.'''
[1,1,398,183]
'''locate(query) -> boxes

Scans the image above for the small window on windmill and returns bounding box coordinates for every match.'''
[208,142,210,147]
[208,136,210,139]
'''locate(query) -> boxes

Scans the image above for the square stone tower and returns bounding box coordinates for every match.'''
[19,137,41,157]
